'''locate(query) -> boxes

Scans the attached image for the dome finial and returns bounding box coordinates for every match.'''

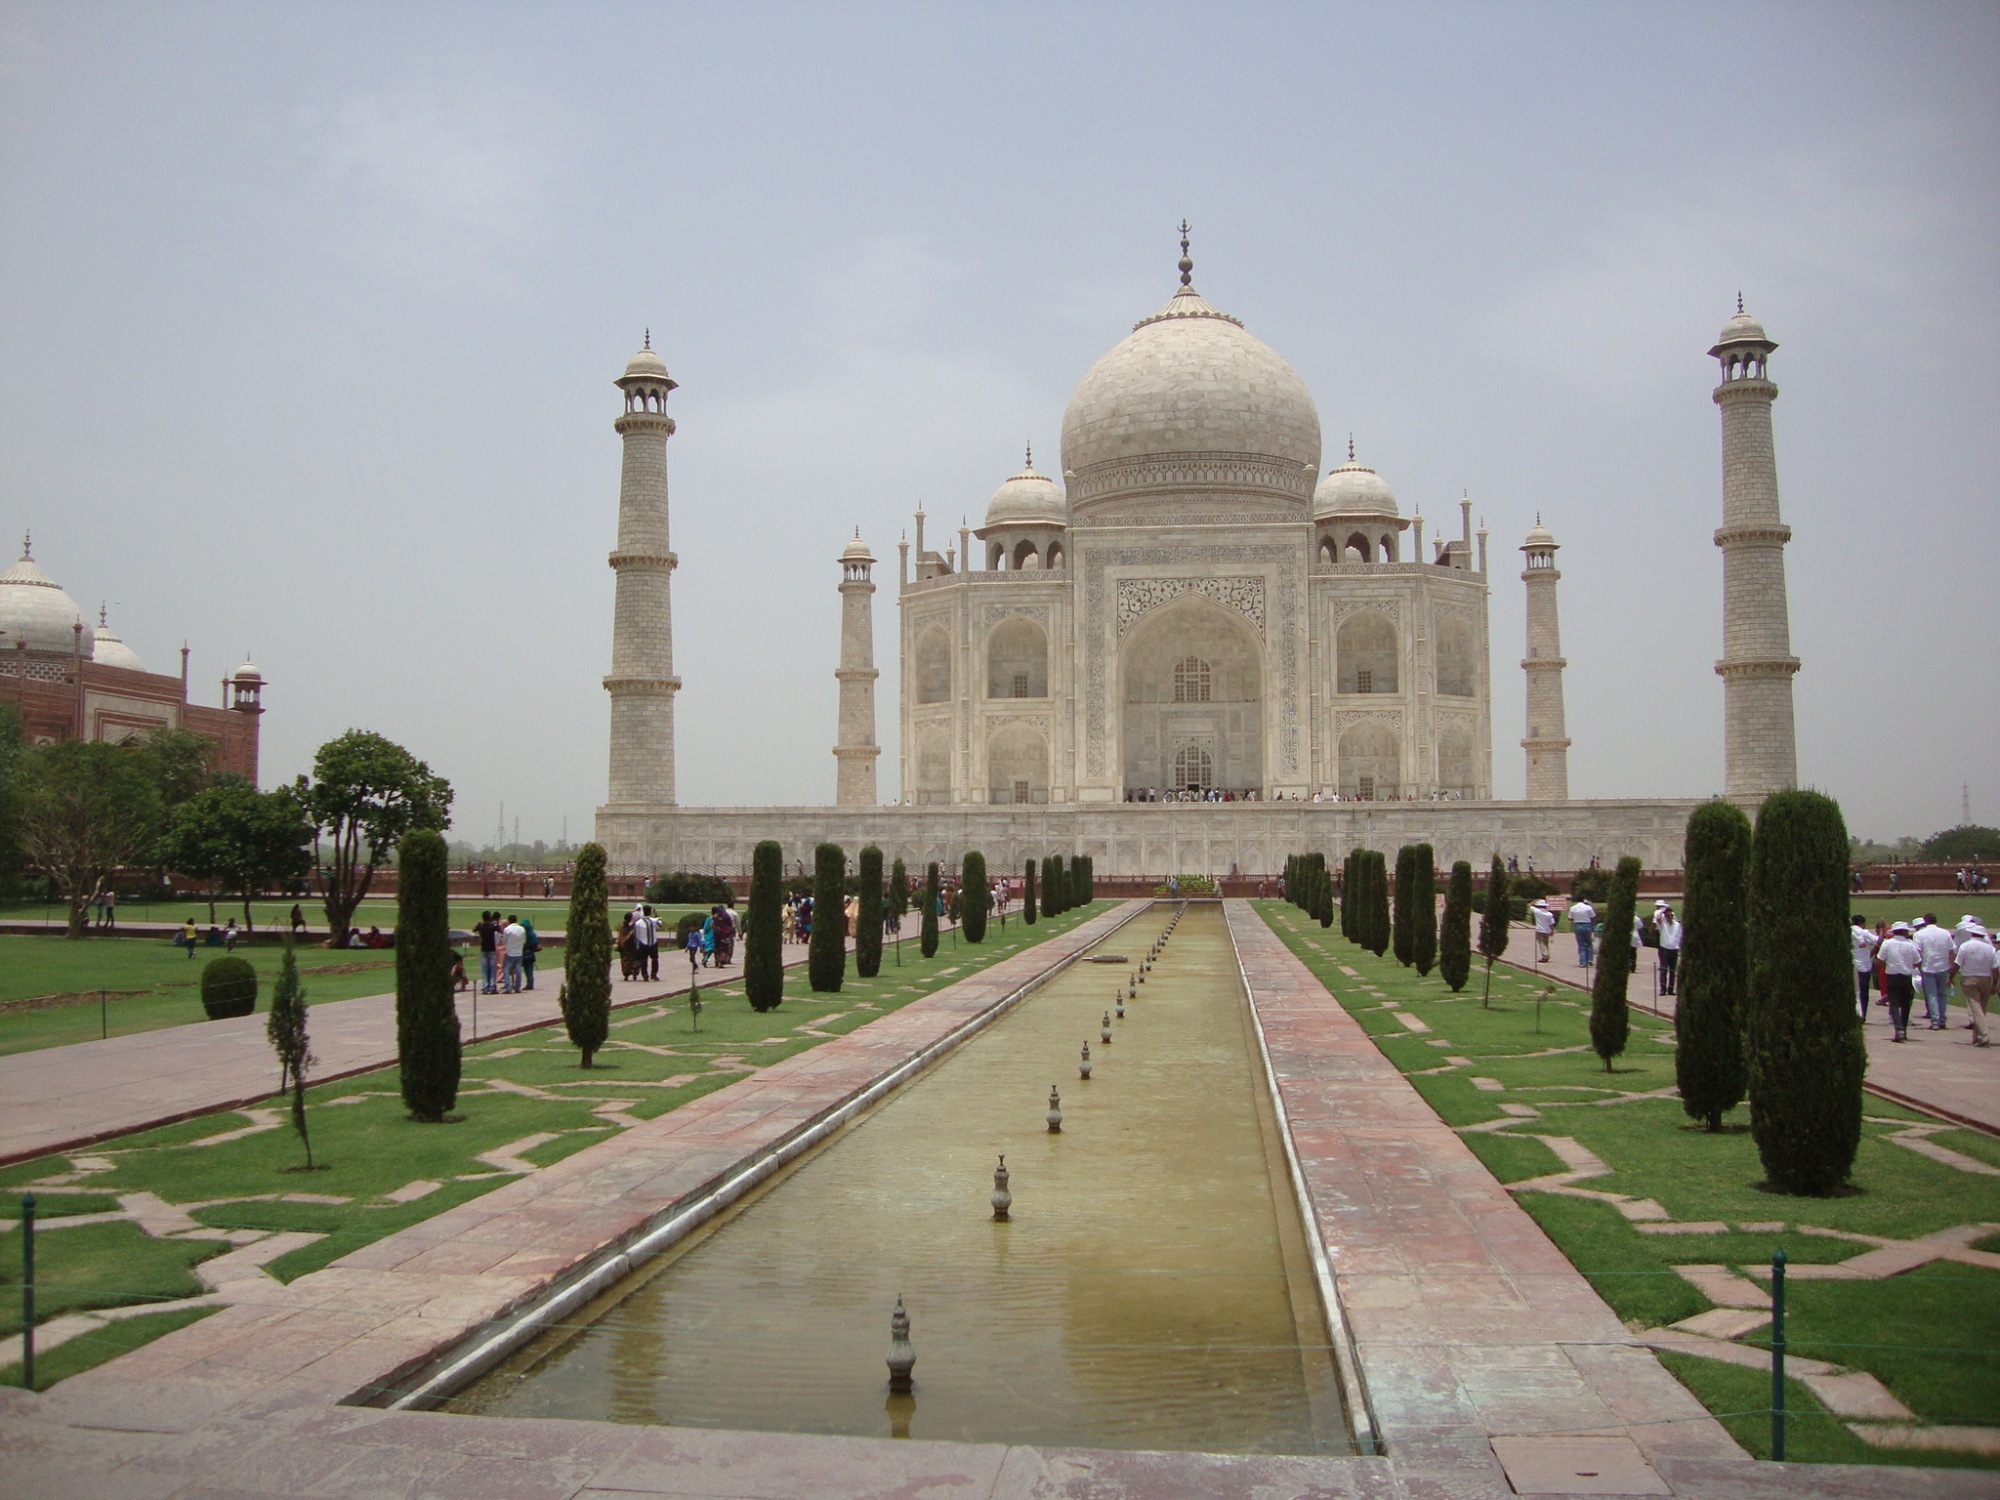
[20,531,30,560]
[99,603,107,627]
[1177,219,1193,287]
[1536,510,1543,525]
[1025,439,1033,469]
[1736,291,1744,315]
[1348,433,1355,463]
[643,327,652,350]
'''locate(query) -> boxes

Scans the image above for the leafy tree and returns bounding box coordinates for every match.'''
[1439,860,1473,992]
[160,777,314,926]
[394,828,459,1121]
[745,840,784,1010]
[1392,845,1416,966]
[560,842,612,1065]
[809,843,846,992]
[1022,858,1037,924]
[856,847,884,977]
[1411,844,1438,977]
[1477,854,1510,1005]
[1746,790,1865,1195]
[921,862,941,957]
[15,740,164,937]
[298,730,452,948]
[1922,824,2000,862]
[1589,855,1641,1068]
[266,943,315,1168]
[960,851,988,943]
[1677,800,1752,1130]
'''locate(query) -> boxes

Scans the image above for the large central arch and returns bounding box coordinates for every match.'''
[1118,596,1264,795]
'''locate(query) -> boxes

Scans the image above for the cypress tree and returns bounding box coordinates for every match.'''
[856,846,885,978]
[1677,800,1752,1130]
[1476,853,1510,1004]
[1022,858,1037,924]
[1746,790,1865,1195]
[1368,851,1392,956]
[1589,855,1641,1068]
[961,851,988,942]
[1042,855,1061,916]
[1351,851,1370,945]
[1341,850,1359,941]
[1315,854,1334,928]
[560,842,612,1066]
[1080,854,1094,905]
[1440,859,1474,993]
[1392,844,1417,966]
[1411,844,1438,977]
[809,842,846,992]
[395,828,459,1122]
[745,840,785,1011]
[266,942,314,1168]
[921,862,941,957]
[1287,854,1300,907]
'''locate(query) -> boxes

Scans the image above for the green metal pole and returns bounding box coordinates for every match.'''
[21,1194,35,1391]
[1770,1247,1787,1460]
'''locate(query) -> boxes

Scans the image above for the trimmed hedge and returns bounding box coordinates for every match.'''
[200,957,257,1019]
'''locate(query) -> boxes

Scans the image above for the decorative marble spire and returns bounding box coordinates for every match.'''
[1177,219,1192,287]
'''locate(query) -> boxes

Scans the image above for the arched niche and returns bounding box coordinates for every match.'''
[1436,614,1476,698]
[915,627,952,704]
[1336,610,1399,694]
[914,729,951,805]
[1337,721,1400,800]
[1047,540,1064,569]
[1119,596,1262,795]
[986,617,1048,699]
[1438,722,1476,797]
[1012,539,1041,569]
[986,722,1048,805]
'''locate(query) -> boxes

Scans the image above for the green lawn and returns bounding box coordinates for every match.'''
[0,903,1108,1388]
[0,896,711,935]
[1255,900,2000,1470]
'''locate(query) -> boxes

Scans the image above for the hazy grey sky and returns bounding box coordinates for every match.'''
[2,2,1994,847]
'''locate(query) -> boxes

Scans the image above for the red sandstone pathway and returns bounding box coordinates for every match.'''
[0,927,946,1166]
[1505,939,2000,1135]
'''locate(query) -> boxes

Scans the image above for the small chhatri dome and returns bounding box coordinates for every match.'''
[92,605,146,672]
[622,329,673,383]
[840,528,875,564]
[1522,515,1558,550]
[1313,439,1399,519]
[1711,295,1772,351]
[233,656,263,684]
[0,534,91,655]
[982,452,1066,528]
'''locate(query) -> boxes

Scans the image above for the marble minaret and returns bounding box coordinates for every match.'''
[1710,300,1799,799]
[834,531,880,806]
[604,337,682,807]
[1519,518,1570,801]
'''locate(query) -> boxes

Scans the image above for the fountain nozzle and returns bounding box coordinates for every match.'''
[1046,1084,1063,1132]
[1079,1041,1092,1079]
[991,1154,1012,1220]
[887,1295,916,1392]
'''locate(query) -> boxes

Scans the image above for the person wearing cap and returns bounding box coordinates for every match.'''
[1850,914,1879,1020]
[1914,912,1956,1030]
[1657,904,1683,996]
[1532,898,1556,963]
[1952,924,1995,1047]
[1878,922,1923,1043]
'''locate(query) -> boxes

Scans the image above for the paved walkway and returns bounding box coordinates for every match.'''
[1504,938,1999,1136]
[0,926,949,1166]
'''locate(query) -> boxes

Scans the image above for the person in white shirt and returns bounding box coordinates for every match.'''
[1656,906,1683,996]
[1914,913,1957,1031]
[1568,899,1598,966]
[502,916,527,992]
[1532,900,1556,962]
[1850,915,1880,1019]
[1877,921,1923,1042]
[1952,925,1995,1047]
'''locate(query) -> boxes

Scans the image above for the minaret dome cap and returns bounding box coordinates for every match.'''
[1710,302,1775,355]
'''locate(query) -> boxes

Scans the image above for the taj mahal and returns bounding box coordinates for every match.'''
[596,237,1799,879]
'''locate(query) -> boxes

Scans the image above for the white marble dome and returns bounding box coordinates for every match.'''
[0,546,89,655]
[983,461,1065,527]
[1313,450,1398,518]
[622,343,671,382]
[1713,308,1769,347]
[1059,282,1321,513]
[92,612,146,672]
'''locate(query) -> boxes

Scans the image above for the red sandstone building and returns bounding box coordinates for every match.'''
[0,538,263,781]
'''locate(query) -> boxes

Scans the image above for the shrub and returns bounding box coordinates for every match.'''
[1392,845,1416,967]
[1022,858,1037,924]
[1440,860,1473,992]
[744,840,784,1011]
[1746,790,1865,1195]
[1477,854,1510,1004]
[562,843,612,1068]
[809,843,846,993]
[1411,844,1437,977]
[1589,855,1641,1069]
[673,910,705,946]
[200,956,257,1019]
[1677,800,1752,1130]
[1570,867,1613,903]
[395,828,460,1122]
[856,847,884,978]
[921,863,940,958]
[643,871,732,906]
[961,851,988,943]
[1511,872,1558,904]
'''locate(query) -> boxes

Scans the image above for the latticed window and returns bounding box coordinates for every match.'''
[1173,744,1214,789]
[1356,668,1374,694]
[1172,656,1211,703]
[1012,671,1029,699]
[1358,775,1376,801]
